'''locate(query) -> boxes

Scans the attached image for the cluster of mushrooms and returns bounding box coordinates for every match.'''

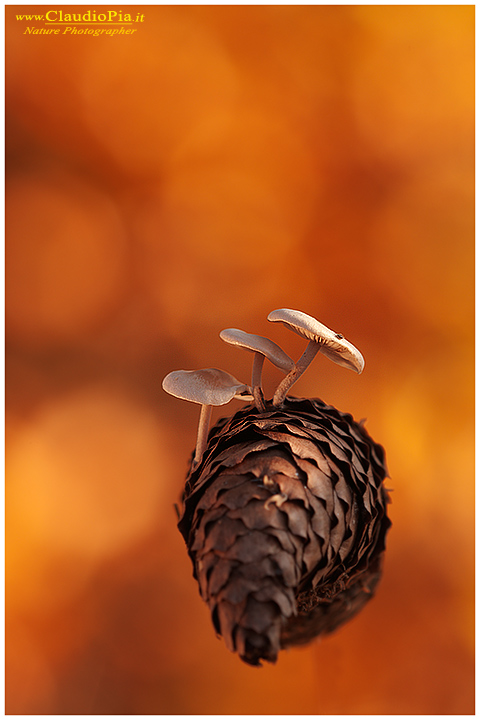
[162,308,364,469]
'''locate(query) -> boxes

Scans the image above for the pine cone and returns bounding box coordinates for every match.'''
[178,396,391,666]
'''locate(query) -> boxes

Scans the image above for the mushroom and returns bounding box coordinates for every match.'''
[162,368,252,467]
[219,328,294,411]
[267,308,365,406]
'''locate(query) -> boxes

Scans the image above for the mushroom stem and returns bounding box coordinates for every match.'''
[193,404,213,467]
[251,353,266,412]
[273,340,320,407]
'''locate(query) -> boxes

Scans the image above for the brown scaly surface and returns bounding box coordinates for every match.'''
[177,396,391,666]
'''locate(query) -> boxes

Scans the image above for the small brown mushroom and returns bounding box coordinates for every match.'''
[267,308,365,406]
[162,368,251,466]
[220,328,294,411]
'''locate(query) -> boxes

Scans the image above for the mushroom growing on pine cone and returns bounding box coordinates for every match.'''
[163,309,391,666]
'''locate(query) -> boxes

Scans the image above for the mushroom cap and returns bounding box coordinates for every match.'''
[219,328,294,373]
[162,368,251,405]
[267,308,365,374]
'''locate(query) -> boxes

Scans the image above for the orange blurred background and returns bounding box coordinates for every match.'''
[5,4,474,714]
